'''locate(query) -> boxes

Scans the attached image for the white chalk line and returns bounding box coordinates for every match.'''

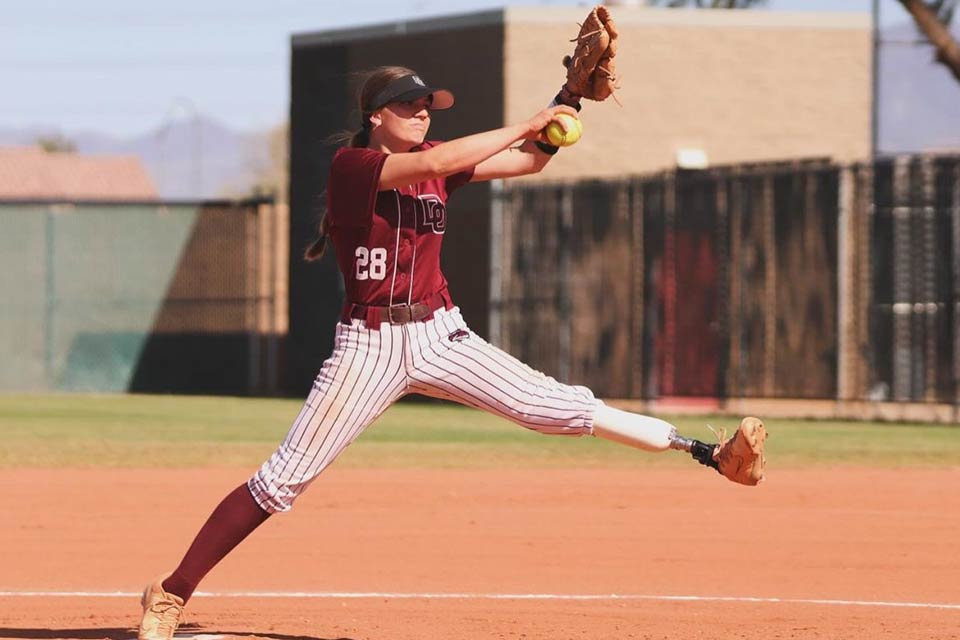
[0,591,958,610]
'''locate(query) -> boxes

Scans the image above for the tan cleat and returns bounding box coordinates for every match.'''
[138,575,185,640]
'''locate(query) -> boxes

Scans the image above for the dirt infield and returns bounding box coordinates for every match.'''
[2,467,959,639]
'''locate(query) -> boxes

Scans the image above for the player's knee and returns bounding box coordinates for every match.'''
[504,382,594,436]
[247,470,308,514]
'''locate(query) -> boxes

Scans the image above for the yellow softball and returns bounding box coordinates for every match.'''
[544,113,582,147]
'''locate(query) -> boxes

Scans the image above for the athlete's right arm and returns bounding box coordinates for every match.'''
[377,105,578,191]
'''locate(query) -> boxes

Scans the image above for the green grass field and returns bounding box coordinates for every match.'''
[0,394,957,469]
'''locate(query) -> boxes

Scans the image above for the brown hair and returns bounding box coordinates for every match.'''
[304,66,418,262]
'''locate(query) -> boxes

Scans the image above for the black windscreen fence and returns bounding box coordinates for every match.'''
[494,155,960,403]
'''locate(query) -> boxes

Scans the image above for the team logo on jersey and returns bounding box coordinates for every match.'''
[417,194,446,234]
[448,329,469,343]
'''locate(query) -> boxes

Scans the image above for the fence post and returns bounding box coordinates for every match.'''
[854,163,874,401]
[919,157,938,402]
[953,160,960,408]
[662,173,677,396]
[728,174,743,399]
[246,204,261,395]
[763,173,776,397]
[43,208,55,390]
[259,200,281,396]
[715,173,730,401]
[838,166,855,400]
[892,157,913,401]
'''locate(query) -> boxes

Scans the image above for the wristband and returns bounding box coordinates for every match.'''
[534,141,560,155]
[549,87,582,111]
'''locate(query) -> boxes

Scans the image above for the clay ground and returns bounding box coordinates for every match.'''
[1,467,959,639]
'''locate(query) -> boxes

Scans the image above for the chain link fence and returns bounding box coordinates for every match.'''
[868,156,960,402]
[0,199,284,395]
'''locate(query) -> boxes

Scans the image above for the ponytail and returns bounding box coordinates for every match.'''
[304,214,330,262]
[307,120,373,262]
[352,118,372,148]
[308,67,400,262]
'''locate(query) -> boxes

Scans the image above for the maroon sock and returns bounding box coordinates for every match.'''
[161,483,270,603]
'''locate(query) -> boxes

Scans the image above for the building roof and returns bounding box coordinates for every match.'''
[0,146,158,201]
[292,6,869,47]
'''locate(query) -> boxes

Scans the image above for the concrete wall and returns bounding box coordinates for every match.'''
[504,7,872,181]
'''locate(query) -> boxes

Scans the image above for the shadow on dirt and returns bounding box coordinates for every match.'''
[0,626,353,640]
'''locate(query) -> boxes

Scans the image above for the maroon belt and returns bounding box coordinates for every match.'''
[343,290,452,328]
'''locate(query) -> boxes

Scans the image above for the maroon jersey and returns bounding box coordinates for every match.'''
[326,141,474,308]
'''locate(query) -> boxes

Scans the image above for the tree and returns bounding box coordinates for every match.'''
[898,0,960,82]
[645,1,766,7]
[231,121,288,203]
[35,134,76,153]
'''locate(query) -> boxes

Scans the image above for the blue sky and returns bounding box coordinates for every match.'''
[2,0,911,138]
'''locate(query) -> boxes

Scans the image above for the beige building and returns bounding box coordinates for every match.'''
[294,6,872,177]
[504,7,872,180]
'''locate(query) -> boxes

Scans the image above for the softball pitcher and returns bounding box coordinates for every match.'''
[138,11,765,638]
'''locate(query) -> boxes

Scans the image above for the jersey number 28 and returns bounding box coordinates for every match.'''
[355,246,387,281]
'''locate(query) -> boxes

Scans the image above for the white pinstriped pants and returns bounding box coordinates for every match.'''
[248,306,597,513]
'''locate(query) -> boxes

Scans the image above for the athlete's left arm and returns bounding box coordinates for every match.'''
[468,141,555,183]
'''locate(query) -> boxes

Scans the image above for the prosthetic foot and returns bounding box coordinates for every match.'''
[669,418,767,486]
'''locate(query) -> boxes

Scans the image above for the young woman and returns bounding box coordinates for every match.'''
[138,66,761,640]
